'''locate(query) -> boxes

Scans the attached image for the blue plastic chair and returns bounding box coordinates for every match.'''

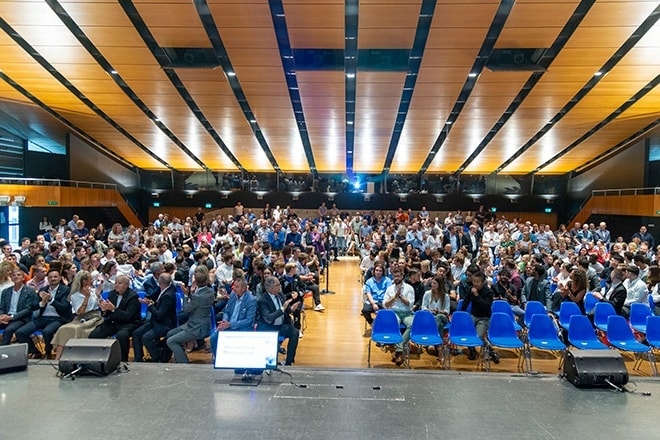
[409,310,443,367]
[137,290,148,319]
[456,298,472,314]
[558,301,582,331]
[447,311,483,369]
[487,312,525,371]
[593,302,616,332]
[527,314,566,371]
[492,300,522,331]
[368,310,403,368]
[629,303,653,333]
[649,294,656,313]
[523,301,547,328]
[607,315,657,376]
[101,291,110,301]
[583,292,598,315]
[567,315,609,350]
[645,316,660,350]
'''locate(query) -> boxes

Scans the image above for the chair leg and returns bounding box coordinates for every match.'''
[367,340,372,368]
[483,345,490,372]
[648,351,657,377]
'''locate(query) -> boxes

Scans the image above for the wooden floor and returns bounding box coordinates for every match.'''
[188,256,656,376]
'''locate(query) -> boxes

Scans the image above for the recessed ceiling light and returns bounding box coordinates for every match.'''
[227,71,236,76]
[346,73,355,78]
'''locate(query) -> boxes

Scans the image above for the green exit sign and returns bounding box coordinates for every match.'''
[205,203,212,209]
[153,202,160,207]
[47,201,58,205]
[657,210,660,215]
[544,208,552,213]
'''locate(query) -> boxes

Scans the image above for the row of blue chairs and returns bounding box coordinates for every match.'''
[371,300,659,376]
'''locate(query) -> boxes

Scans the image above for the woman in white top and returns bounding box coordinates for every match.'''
[422,276,451,331]
[51,271,103,359]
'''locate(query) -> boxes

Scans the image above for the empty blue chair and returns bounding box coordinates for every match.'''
[584,292,598,314]
[558,301,582,331]
[629,303,653,333]
[409,310,444,367]
[645,315,660,350]
[487,312,525,371]
[593,302,616,332]
[527,314,566,372]
[524,301,547,328]
[368,310,403,368]
[492,300,522,331]
[607,315,657,376]
[567,315,609,350]
[447,311,483,369]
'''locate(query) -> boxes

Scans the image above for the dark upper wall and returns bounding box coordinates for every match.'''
[69,133,139,191]
[567,136,646,199]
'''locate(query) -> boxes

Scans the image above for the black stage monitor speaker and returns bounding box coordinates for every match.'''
[0,343,28,374]
[563,349,628,388]
[59,339,121,376]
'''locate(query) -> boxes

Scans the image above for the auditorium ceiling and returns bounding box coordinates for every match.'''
[0,0,658,177]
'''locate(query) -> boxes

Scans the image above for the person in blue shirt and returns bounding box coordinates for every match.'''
[268,222,286,252]
[361,262,393,327]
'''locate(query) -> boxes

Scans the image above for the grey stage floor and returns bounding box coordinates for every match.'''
[0,361,657,440]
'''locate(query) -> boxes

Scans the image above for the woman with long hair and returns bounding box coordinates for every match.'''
[421,275,450,332]
[51,271,103,360]
[563,269,588,313]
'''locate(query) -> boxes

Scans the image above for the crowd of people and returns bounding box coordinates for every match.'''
[358,209,660,366]
[0,202,658,371]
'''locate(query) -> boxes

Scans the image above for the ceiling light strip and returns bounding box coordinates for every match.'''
[381,0,437,176]
[0,70,137,170]
[46,0,209,172]
[531,75,660,176]
[455,0,596,175]
[345,0,358,177]
[495,5,660,173]
[417,0,515,176]
[118,0,245,173]
[193,0,280,172]
[0,17,174,171]
[268,0,317,177]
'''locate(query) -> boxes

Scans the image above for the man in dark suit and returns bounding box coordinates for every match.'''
[0,266,39,345]
[256,276,300,365]
[132,272,177,362]
[166,265,215,363]
[15,267,71,358]
[592,268,627,315]
[460,223,482,259]
[89,274,142,363]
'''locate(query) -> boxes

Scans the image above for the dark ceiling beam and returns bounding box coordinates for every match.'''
[570,117,660,177]
[0,17,174,171]
[381,0,437,176]
[0,71,137,171]
[536,74,660,177]
[496,5,660,174]
[456,0,596,175]
[46,0,210,172]
[193,0,281,173]
[268,0,318,178]
[345,0,358,177]
[417,0,515,176]
[118,0,245,173]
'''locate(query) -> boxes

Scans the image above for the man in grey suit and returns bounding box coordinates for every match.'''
[166,265,215,363]
[0,266,39,345]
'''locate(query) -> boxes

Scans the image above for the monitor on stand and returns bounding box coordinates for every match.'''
[213,331,279,386]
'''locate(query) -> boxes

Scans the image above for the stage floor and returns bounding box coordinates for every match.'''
[0,361,656,440]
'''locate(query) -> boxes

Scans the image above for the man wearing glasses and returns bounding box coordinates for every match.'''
[256,276,300,365]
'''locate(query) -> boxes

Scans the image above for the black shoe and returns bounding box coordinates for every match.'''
[467,348,477,360]
[490,351,500,364]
